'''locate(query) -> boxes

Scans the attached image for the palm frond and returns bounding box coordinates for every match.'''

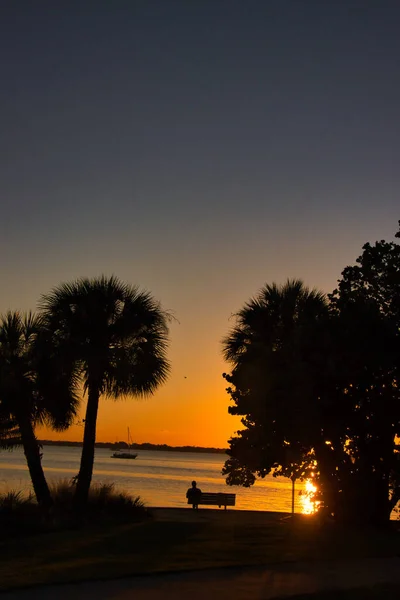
[223,279,327,366]
[0,310,80,433]
[0,411,20,449]
[39,275,171,401]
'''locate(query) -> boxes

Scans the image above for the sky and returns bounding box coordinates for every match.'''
[1,1,399,447]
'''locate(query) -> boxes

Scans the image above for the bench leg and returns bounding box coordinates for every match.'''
[224,505,227,511]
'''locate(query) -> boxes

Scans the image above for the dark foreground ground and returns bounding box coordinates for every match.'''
[2,557,400,600]
[1,508,400,598]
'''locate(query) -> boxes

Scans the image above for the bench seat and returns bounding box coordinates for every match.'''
[187,492,236,510]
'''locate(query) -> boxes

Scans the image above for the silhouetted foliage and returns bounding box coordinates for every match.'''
[0,483,147,538]
[327,221,400,523]
[0,312,79,509]
[223,224,400,525]
[49,480,147,523]
[40,275,170,510]
[0,413,20,450]
[0,490,40,538]
[222,280,326,486]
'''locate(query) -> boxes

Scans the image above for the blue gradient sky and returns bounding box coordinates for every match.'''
[1,1,399,446]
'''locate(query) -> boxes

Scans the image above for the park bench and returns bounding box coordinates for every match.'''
[187,492,236,510]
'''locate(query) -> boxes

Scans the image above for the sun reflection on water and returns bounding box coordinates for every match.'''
[300,480,321,515]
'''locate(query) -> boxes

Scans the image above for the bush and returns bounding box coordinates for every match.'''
[0,490,35,513]
[0,481,148,539]
[50,479,148,521]
[0,490,42,537]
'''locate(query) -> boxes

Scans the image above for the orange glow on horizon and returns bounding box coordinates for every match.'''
[35,314,245,448]
[36,347,241,448]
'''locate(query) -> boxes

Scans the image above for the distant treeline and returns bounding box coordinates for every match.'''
[39,440,227,454]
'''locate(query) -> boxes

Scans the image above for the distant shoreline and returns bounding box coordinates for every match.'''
[39,440,228,454]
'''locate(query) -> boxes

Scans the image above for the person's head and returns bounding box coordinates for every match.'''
[191,480,197,488]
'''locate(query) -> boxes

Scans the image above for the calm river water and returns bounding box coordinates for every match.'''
[0,445,315,513]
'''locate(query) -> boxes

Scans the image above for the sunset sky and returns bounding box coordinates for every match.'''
[1,1,399,447]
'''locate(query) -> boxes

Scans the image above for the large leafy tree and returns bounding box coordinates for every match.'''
[222,225,400,525]
[222,280,327,491]
[306,297,399,524]
[0,312,78,509]
[327,223,400,522]
[40,275,170,510]
[331,221,400,323]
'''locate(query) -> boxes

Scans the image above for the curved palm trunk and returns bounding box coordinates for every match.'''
[18,415,52,510]
[74,385,100,511]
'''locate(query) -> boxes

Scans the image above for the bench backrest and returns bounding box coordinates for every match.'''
[188,492,236,506]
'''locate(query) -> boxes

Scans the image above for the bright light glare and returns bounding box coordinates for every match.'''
[300,479,321,515]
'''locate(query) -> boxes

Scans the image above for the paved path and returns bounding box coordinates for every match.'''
[2,557,400,600]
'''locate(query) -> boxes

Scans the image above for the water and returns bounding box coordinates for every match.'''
[0,445,310,513]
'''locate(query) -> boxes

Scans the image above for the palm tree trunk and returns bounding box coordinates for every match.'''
[18,415,52,510]
[74,385,100,511]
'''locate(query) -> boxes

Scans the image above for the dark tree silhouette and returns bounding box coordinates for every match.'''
[327,222,400,523]
[0,312,79,509]
[40,275,170,510]
[222,224,400,525]
[331,221,400,323]
[222,280,327,492]
[0,413,19,449]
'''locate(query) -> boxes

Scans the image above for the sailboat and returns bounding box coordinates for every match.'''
[111,427,138,459]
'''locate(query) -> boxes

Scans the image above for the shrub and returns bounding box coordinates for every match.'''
[0,481,148,538]
[0,490,41,537]
[50,479,148,521]
[0,490,34,512]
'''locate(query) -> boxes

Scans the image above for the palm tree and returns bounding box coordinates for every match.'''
[0,312,79,509]
[223,279,327,363]
[0,413,19,449]
[40,275,170,510]
[222,279,327,495]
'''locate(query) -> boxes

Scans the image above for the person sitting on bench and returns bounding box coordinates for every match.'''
[186,480,202,510]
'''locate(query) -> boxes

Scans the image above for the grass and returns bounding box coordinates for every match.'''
[0,509,399,592]
[0,489,44,537]
[0,481,148,538]
[49,479,147,521]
